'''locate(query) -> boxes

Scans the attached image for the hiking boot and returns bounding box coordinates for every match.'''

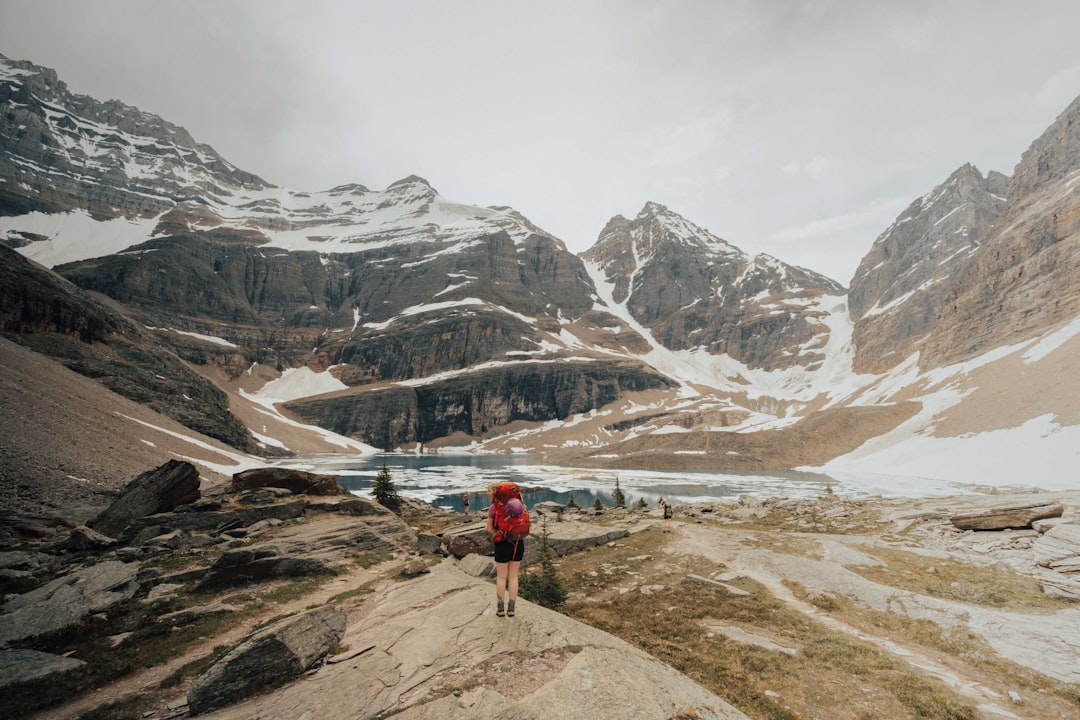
[507,600,516,617]
[496,600,506,617]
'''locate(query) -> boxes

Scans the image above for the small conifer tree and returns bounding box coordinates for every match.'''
[593,496,604,512]
[566,492,579,509]
[612,476,626,508]
[371,460,402,514]
[634,497,647,510]
[519,518,568,608]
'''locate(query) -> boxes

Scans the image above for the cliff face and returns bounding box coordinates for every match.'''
[848,164,1008,373]
[283,360,677,449]
[54,228,599,382]
[582,203,845,372]
[920,96,1080,368]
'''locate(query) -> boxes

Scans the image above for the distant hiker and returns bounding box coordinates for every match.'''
[486,481,531,617]
[462,491,471,516]
[660,497,673,532]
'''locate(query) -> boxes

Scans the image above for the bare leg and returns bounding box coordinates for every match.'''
[507,560,520,601]
[495,561,508,602]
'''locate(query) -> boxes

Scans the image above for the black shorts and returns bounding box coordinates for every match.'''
[493,538,525,563]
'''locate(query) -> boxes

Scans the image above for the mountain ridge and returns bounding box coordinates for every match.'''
[1,52,1078,488]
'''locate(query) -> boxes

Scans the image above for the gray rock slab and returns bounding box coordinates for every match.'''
[0,648,85,688]
[533,521,631,562]
[1032,523,1080,566]
[0,560,141,646]
[187,605,346,715]
[193,562,749,720]
[457,553,495,578]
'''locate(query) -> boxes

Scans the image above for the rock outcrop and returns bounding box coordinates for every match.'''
[91,460,201,538]
[231,467,349,496]
[0,560,141,646]
[193,562,749,720]
[187,606,346,715]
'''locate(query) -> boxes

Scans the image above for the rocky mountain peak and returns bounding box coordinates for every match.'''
[847,162,1009,372]
[1008,92,1080,203]
[0,54,269,221]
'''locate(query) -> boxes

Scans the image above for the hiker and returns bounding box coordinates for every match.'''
[462,491,470,516]
[660,497,673,532]
[486,481,530,617]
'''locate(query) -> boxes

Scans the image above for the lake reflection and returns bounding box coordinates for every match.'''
[270,453,866,511]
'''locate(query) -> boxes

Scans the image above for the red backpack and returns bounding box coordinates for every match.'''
[492,483,531,542]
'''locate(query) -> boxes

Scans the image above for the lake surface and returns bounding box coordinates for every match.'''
[265,453,953,512]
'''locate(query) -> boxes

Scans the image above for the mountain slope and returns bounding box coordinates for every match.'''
[848,164,1008,373]
[921,95,1080,368]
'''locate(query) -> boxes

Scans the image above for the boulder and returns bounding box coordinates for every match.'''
[532,501,566,516]
[949,503,1063,531]
[59,525,117,552]
[91,460,201,537]
[416,533,444,556]
[458,553,496,578]
[231,468,349,496]
[196,547,330,590]
[401,558,430,577]
[187,605,346,714]
[0,560,141,646]
[441,522,493,559]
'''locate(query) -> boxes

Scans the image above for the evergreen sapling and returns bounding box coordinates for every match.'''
[372,460,402,514]
[519,517,568,608]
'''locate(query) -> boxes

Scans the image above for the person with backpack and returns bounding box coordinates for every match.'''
[486,481,531,617]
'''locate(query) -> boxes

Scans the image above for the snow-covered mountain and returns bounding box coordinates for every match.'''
[2,52,1079,490]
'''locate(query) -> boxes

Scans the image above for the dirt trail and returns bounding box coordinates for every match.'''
[28,565,388,720]
[676,524,1027,720]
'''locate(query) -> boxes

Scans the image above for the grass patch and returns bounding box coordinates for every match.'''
[556,528,982,720]
[328,583,376,604]
[788,582,1080,718]
[74,695,154,720]
[848,546,1072,610]
[351,548,397,569]
[159,643,230,689]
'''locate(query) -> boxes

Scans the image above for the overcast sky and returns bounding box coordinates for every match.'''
[3,1,1080,283]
